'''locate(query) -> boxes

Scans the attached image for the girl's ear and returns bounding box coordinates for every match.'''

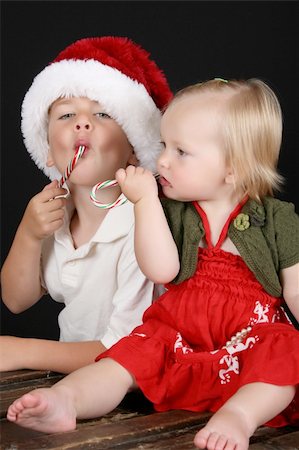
[225,168,236,185]
[46,149,55,167]
[128,151,139,167]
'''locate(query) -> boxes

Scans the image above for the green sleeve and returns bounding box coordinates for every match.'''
[273,201,299,269]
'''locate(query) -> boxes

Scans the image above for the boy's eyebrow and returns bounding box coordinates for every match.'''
[52,99,73,107]
[51,99,103,109]
[49,99,77,114]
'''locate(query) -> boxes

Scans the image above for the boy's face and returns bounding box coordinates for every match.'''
[47,97,136,187]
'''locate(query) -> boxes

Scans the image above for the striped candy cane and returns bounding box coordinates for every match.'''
[58,145,86,188]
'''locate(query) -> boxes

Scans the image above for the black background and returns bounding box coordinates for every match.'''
[1,1,298,339]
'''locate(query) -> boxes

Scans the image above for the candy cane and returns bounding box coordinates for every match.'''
[58,145,86,188]
[89,180,128,209]
[90,173,160,209]
[59,146,158,209]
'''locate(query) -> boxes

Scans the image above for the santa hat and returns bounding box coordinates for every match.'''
[21,36,172,180]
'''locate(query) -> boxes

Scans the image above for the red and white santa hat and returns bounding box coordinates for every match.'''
[21,36,172,180]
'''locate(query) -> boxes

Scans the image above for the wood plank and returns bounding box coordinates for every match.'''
[1,415,296,450]
[0,409,210,450]
[1,372,297,450]
[99,424,298,450]
[0,370,55,385]
[0,375,64,418]
[0,391,153,449]
[112,427,299,450]
[250,425,298,443]
[109,427,200,449]
[249,430,299,449]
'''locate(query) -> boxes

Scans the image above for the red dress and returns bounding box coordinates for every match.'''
[97,201,299,426]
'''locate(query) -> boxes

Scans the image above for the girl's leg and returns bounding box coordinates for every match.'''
[194,382,295,450]
[7,358,135,433]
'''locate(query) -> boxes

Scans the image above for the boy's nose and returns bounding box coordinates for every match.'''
[75,123,91,130]
[75,116,92,131]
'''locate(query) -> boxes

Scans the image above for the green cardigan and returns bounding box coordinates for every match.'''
[161,197,299,298]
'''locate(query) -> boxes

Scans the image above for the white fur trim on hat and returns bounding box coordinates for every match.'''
[21,59,162,180]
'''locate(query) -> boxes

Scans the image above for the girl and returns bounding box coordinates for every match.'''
[7,79,299,450]
[0,36,172,374]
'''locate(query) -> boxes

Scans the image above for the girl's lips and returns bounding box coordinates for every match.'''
[159,176,171,187]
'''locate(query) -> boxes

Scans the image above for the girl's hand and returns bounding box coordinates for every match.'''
[19,180,67,241]
[115,166,158,204]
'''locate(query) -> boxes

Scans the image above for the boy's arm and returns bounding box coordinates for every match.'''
[280,263,299,323]
[1,225,45,312]
[116,166,180,284]
[0,336,106,374]
[1,181,67,313]
[0,228,154,374]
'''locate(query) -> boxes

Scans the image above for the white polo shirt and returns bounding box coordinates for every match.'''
[41,201,154,347]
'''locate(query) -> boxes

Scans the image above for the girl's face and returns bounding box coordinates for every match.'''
[158,93,235,202]
[47,97,136,187]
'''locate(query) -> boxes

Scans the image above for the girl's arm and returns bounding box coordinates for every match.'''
[280,263,299,323]
[0,336,106,374]
[134,196,180,283]
[1,181,66,313]
[116,166,180,284]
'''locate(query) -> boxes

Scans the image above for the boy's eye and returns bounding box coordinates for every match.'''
[58,112,112,120]
[95,112,111,119]
[59,113,75,120]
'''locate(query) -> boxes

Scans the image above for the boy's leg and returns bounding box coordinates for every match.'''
[194,382,295,450]
[7,358,134,433]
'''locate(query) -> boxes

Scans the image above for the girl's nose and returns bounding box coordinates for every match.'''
[157,149,169,169]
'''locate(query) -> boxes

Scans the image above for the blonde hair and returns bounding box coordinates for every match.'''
[170,78,284,201]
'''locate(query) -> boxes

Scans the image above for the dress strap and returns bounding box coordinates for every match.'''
[193,196,249,250]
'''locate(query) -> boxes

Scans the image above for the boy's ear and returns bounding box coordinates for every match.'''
[46,149,55,167]
[128,151,139,167]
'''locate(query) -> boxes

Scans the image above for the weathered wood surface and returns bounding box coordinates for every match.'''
[0,370,298,450]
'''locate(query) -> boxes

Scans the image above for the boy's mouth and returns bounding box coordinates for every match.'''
[81,147,89,158]
[75,141,90,156]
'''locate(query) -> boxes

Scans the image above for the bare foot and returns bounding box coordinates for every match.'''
[6,387,76,433]
[193,408,251,450]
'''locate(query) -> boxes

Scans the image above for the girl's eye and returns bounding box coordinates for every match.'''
[177,148,186,157]
[160,141,166,148]
[95,112,111,119]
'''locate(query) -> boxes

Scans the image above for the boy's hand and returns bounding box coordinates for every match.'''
[20,180,67,241]
[116,166,158,204]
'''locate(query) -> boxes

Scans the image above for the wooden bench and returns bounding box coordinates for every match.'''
[0,370,298,449]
